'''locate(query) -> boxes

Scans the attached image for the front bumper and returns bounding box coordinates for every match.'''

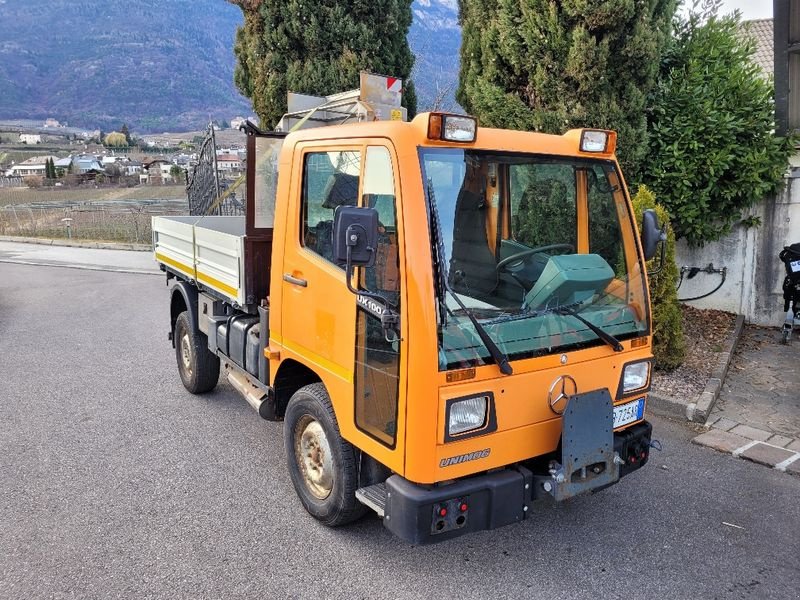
[383,420,652,544]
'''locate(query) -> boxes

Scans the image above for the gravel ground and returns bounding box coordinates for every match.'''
[651,305,737,400]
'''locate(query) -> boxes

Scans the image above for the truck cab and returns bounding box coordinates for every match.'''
[154,77,662,544]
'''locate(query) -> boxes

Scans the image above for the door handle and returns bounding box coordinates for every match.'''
[283,273,308,287]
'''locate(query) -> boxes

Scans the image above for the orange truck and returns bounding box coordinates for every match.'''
[153,73,665,544]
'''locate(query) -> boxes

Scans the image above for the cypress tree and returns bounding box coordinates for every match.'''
[229,0,417,129]
[457,0,677,181]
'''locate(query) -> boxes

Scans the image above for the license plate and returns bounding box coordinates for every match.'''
[613,397,645,429]
[791,259,800,273]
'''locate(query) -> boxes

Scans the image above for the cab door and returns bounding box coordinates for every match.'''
[280,143,363,421]
[279,140,406,472]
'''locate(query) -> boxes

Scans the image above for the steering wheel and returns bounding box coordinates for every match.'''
[496,243,575,274]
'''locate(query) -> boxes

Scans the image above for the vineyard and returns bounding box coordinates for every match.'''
[0,186,188,244]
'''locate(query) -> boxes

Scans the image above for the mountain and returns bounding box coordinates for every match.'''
[409,0,462,112]
[0,0,461,132]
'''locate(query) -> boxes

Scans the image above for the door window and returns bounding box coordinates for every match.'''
[354,146,401,447]
[301,150,361,263]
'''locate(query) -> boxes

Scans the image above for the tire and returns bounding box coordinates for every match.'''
[284,383,367,526]
[174,311,220,394]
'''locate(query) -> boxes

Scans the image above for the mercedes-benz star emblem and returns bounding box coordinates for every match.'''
[548,375,577,415]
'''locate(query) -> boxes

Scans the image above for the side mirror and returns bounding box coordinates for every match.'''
[333,206,378,267]
[641,209,667,262]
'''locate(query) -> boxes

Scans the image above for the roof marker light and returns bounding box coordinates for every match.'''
[580,130,610,153]
[428,113,477,143]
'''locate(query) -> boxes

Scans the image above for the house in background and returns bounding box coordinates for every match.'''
[123,160,143,177]
[216,153,242,176]
[73,155,104,174]
[142,158,174,185]
[54,157,73,173]
[6,155,59,177]
[19,134,42,145]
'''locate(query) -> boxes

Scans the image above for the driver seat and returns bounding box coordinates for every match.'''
[449,188,498,298]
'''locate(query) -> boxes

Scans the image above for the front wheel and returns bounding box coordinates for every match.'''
[174,311,220,394]
[284,383,366,526]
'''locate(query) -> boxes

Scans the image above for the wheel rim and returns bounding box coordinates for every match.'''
[294,415,334,499]
[180,333,193,375]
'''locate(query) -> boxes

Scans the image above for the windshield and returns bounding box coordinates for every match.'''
[421,148,649,371]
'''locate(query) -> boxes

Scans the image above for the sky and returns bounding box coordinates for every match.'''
[718,0,772,19]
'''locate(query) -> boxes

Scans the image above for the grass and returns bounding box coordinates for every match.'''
[0,185,187,206]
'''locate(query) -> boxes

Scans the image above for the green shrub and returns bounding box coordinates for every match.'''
[644,3,794,246]
[632,185,685,371]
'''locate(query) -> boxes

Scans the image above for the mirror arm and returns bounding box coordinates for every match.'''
[647,227,668,276]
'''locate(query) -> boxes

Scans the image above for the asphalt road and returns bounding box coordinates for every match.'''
[2,260,799,600]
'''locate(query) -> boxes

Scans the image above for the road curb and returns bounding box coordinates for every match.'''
[646,391,693,421]
[648,314,745,424]
[0,258,160,276]
[0,235,152,252]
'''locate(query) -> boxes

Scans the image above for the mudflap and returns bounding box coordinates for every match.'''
[533,389,620,502]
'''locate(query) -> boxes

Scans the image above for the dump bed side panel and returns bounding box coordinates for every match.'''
[152,216,197,281]
[194,217,246,305]
[153,215,247,306]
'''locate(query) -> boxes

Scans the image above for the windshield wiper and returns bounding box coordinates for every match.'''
[556,305,624,352]
[427,180,513,375]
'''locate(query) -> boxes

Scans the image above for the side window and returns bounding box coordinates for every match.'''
[355,146,401,447]
[587,165,626,272]
[362,146,399,298]
[301,150,361,262]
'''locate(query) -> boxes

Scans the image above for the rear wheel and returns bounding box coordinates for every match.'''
[284,383,366,526]
[174,311,220,394]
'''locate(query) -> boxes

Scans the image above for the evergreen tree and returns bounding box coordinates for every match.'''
[121,124,131,145]
[228,0,417,129]
[457,0,676,181]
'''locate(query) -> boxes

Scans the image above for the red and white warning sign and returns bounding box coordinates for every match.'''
[386,77,402,93]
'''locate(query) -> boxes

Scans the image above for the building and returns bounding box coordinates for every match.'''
[775,0,800,135]
[101,155,124,166]
[19,134,42,145]
[216,154,242,173]
[142,158,174,185]
[230,117,247,130]
[54,157,73,173]
[44,118,63,128]
[6,155,59,176]
[73,155,104,174]
[123,160,143,177]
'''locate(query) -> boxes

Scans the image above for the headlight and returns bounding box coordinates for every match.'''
[622,361,650,394]
[448,396,488,436]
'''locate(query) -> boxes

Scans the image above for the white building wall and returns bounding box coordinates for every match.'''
[674,174,800,326]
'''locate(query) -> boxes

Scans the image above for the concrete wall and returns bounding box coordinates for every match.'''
[674,173,800,325]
